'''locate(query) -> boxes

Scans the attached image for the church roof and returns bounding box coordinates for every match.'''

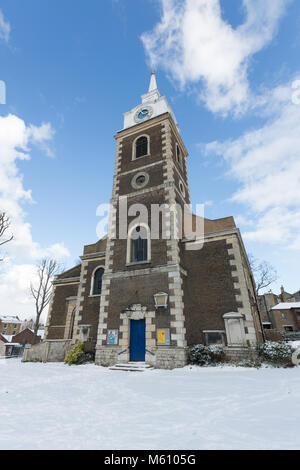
[55,264,82,280]
[183,215,236,239]
[83,236,107,256]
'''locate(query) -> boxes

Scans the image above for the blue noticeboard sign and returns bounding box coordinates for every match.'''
[107,329,118,345]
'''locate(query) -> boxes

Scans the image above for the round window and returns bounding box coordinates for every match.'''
[131,172,149,190]
[136,175,146,185]
[179,181,185,196]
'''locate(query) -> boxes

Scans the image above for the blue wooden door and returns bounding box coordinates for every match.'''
[130,319,146,362]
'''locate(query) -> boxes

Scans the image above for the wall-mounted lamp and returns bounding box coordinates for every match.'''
[154,292,168,309]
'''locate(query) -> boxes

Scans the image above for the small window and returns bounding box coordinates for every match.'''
[136,175,146,185]
[296,310,300,320]
[284,326,294,332]
[204,331,226,346]
[92,268,104,296]
[132,226,148,262]
[179,180,185,197]
[176,144,182,166]
[131,172,149,190]
[136,136,148,158]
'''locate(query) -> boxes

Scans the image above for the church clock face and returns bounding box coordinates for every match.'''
[134,106,153,123]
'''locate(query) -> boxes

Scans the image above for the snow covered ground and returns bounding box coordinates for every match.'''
[1,359,300,450]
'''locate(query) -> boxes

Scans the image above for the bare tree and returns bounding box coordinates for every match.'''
[0,212,13,261]
[30,258,61,345]
[248,254,278,296]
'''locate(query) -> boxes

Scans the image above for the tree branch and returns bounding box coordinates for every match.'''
[30,258,62,344]
[0,212,13,261]
[248,254,278,296]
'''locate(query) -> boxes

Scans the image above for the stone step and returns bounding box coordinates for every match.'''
[109,362,154,372]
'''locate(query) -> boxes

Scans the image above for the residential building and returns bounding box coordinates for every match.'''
[0,316,22,336]
[279,286,300,303]
[258,292,280,328]
[270,303,300,332]
[0,334,7,357]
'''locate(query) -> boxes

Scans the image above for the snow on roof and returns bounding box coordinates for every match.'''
[29,328,44,339]
[3,335,13,342]
[38,330,45,339]
[271,302,300,310]
[0,316,21,323]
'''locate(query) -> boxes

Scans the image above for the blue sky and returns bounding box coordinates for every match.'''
[0,0,299,318]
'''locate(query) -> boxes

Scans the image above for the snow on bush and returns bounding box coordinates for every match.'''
[257,341,295,367]
[64,342,94,366]
[65,342,84,365]
[189,344,225,366]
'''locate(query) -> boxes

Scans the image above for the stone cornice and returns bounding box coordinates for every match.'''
[52,276,80,286]
[80,251,106,261]
[114,113,189,158]
[104,263,186,280]
[182,227,239,243]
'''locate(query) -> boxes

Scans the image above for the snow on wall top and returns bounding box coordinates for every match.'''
[271,302,300,310]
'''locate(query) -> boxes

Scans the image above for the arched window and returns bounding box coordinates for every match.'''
[132,226,148,262]
[176,144,182,166]
[136,136,148,158]
[92,268,104,295]
[69,307,76,339]
[126,224,151,264]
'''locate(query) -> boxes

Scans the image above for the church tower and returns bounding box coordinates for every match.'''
[39,73,264,367]
[95,73,191,368]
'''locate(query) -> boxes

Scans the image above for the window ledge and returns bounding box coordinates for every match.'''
[89,294,101,298]
[132,154,151,161]
[126,260,151,267]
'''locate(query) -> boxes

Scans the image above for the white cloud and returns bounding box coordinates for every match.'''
[0,114,69,317]
[0,262,51,321]
[27,123,56,158]
[0,114,63,259]
[0,264,37,318]
[141,0,290,114]
[0,9,10,43]
[204,78,300,249]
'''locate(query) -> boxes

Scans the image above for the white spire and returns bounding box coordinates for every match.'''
[149,72,158,92]
[123,72,179,132]
[142,72,160,104]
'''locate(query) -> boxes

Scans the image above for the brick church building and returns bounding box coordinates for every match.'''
[42,74,264,368]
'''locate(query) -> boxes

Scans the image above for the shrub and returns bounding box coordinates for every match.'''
[189,344,225,366]
[257,341,295,367]
[64,342,84,366]
[189,345,211,366]
[208,345,226,364]
[76,352,95,365]
[284,331,300,342]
